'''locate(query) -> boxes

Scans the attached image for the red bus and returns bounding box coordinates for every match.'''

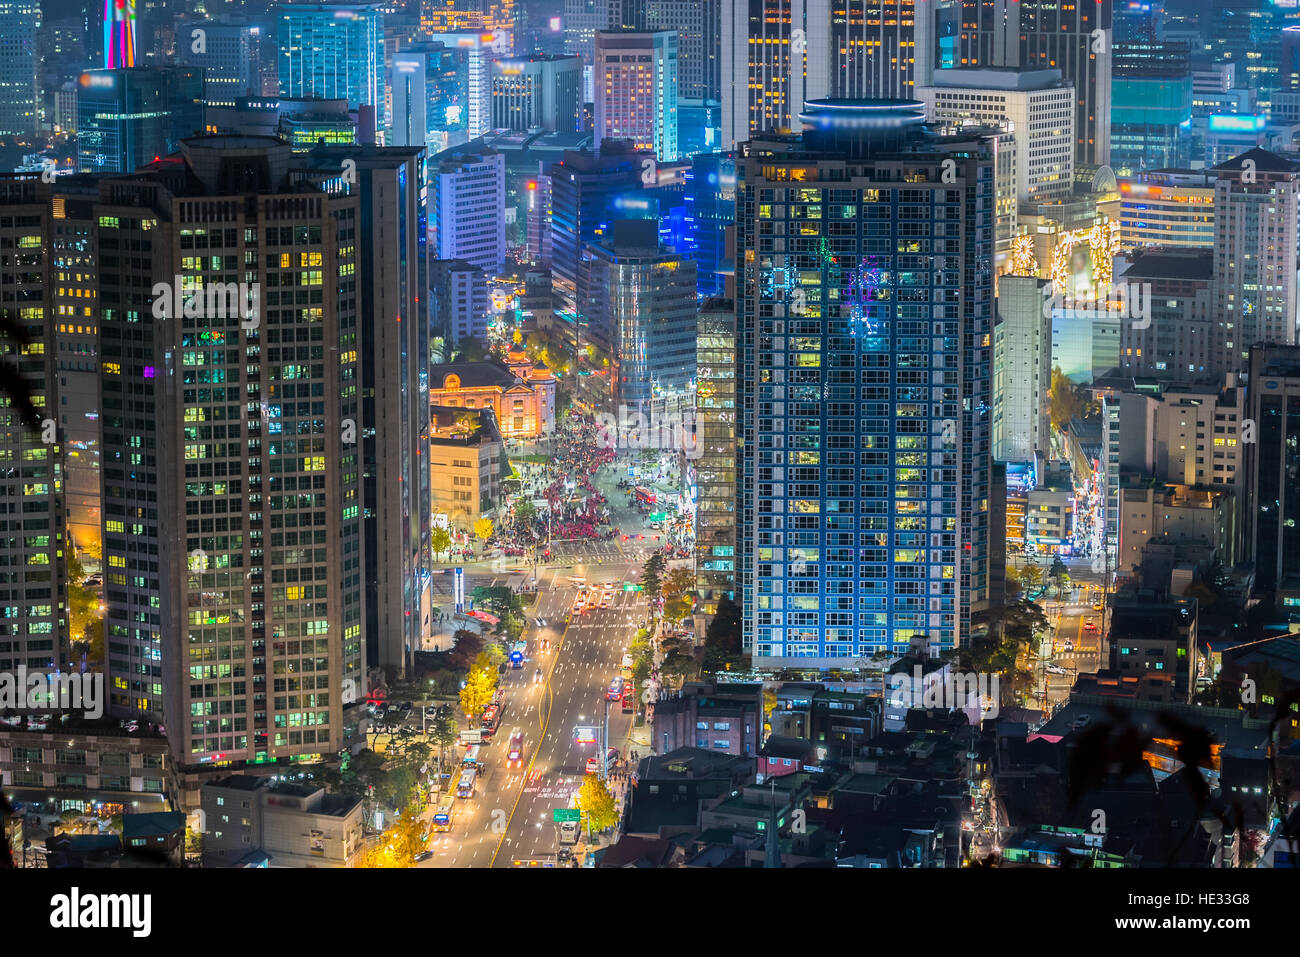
[634,486,656,506]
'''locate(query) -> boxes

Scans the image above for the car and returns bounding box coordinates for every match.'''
[507,732,525,768]
[83,576,102,587]
[585,755,600,774]
[1092,603,1103,611]
[1084,622,1097,632]
[599,595,612,608]
[606,676,623,700]
[1071,714,1092,730]
[540,638,550,651]
[414,850,434,863]
[396,701,412,715]
[534,667,544,684]
[1046,665,1068,675]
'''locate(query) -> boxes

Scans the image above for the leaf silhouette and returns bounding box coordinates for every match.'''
[0,310,41,433]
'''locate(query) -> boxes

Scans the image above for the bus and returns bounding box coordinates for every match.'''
[433,795,455,832]
[509,639,526,669]
[461,744,481,768]
[481,703,502,740]
[634,486,656,506]
[456,767,477,798]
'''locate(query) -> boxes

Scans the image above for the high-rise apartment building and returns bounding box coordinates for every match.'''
[491,55,582,133]
[0,178,66,675]
[593,30,679,162]
[431,146,506,275]
[1212,148,1300,373]
[1115,247,1215,381]
[684,151,736,298]
[918,67,1073,204]
[422,31,500,138]
[958,0,1112,169]
[0,1,41,140]
[431,258,491,345]
[95,136,364,776]
[735,101,994,665]
[277,4,385,137]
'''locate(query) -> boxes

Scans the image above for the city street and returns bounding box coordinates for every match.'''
[412,576,645,867]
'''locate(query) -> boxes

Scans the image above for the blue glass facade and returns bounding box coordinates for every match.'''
[278,4,385,134]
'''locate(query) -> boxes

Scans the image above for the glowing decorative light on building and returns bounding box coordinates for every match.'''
[105,0,137,68]
[845,257,885,338]
[1009,234,1037,277]
[1048,219,1122,295]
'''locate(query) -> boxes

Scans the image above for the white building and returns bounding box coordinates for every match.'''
[993,275,1051,463]
[917,67,1074,204]
[431,148,506,274]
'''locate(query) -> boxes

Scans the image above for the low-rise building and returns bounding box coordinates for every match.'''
[429,405,504,529]
[429,358,555,439]
[652,682,762,757]
[201,776,365,868]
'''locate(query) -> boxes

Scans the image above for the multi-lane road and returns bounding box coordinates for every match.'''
[417,573,645,867]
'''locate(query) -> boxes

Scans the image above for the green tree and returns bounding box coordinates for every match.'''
[576,774,620,833]
[429,709,460,770]
[702,597,743,674]
[431,527,452,561]
[514,499,537,527]
[662,566,695,602]
[641,552,666,603]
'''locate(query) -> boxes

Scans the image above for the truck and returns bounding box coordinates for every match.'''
[457,727,483,746]
[558,820,579,846]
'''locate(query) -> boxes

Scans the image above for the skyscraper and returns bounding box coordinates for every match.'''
[491,55,582,133]
[391,43,471,150]
[94,136,364,773]
[642,0,722,102]
[694,298,737,630]
[1244,344,1300,604]
[0,1,41,140]
[582,218,697,404]
[720,0,831,149]
[431,146,506,274]
[594,30,679,161]
[309,145,434,678]
[278,3,386,137]
[548,142,650,352]
[0,178,65,676]
[1212,148,1300,374]
[76,67,205,174]
[830,0,934,100]
[958,0,1112,169]
[735,100,994,665]
[176,21,265,109]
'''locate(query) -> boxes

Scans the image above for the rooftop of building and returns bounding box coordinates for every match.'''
[1119,246,1214,282]
[121,811,186,838]
[429,405,503,446]
[430,361,530,392]
[927,67,1067,91]
[1212,147,1300,175]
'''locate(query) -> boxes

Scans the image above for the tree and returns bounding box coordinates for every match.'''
[702,597,743,674]
[473,517,494,545]
[446,629,484,671]
[576,774,619,833]
[514,499,537,527]
[429,710,460,770]
[662,567,695,602]
[1048,365,1082,432]
[459,665,496,719]
[431,526,452,561]
[1017,563,1044,591]
[474,644,506,673]
[641,552,666,603]
[1049,555,1070,598]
